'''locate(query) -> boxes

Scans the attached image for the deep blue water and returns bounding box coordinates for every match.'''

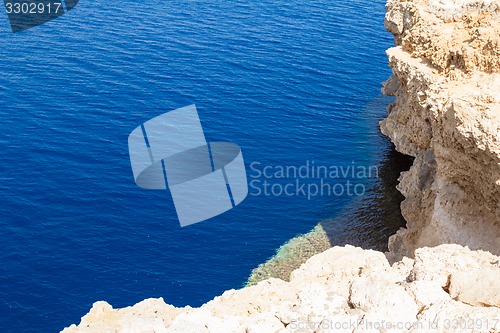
[0,1,397,332]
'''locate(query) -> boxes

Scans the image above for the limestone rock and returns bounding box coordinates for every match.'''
[449,267,500,307]
[61,245,500,333]
[381,0,500,257]
[61,298,189,333]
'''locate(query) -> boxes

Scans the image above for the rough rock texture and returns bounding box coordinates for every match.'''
[381,0,500,257]
[62,245,500,333]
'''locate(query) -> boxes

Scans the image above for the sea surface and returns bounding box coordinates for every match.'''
[0,1,406,332]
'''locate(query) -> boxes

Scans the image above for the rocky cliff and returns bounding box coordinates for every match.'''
[62,0,500,332]
[381,0,500,257]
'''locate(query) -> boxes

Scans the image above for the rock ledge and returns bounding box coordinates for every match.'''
[62,245,499,333]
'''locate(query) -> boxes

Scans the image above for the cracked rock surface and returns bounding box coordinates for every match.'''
[62,245,500,333]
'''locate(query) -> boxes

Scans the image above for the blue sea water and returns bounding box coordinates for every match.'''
[0,0,402,331]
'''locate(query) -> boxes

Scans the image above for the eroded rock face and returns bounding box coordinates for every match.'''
[381,0,500,257]
[61,245,500,333]
[385,0,500,74]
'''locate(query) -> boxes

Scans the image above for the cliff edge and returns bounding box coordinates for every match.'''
[381,0,500,257]
[62,245,500,333]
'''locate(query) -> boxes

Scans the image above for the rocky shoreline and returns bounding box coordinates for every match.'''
[62,245,499,333]
[62,0,500,331]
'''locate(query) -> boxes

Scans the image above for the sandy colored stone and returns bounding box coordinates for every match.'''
[385,0,500,74]
[61,245,500,333]
[61,298,189,333]
[381,0,500,257]
[449,267,500,307]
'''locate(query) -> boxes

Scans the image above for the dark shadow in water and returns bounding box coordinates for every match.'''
[246,95,415,285]
[320,140,414,251]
